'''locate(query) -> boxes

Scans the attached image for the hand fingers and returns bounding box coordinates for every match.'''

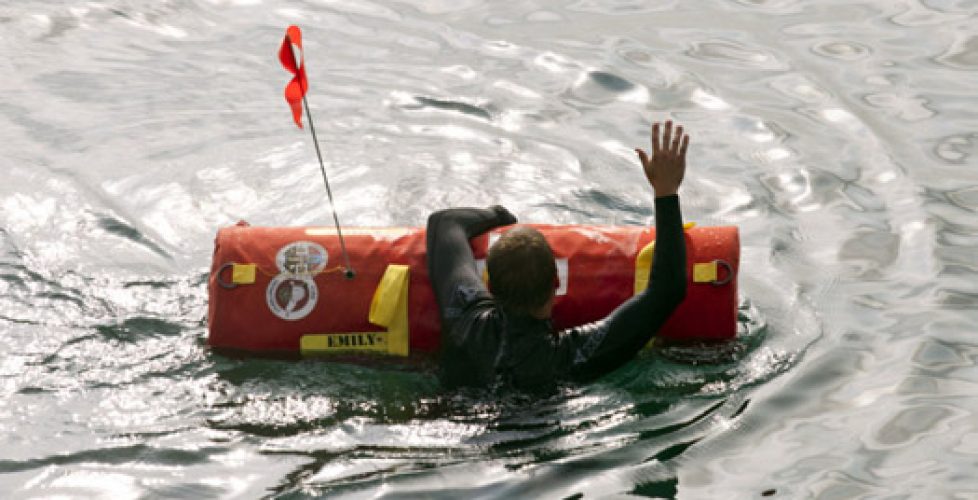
[662,121,673,152]
[680,134,690,159]
[635,148,649,168]
[671,125,683,153]
[651,122,661,156]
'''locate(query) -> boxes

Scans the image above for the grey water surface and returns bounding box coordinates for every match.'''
[1,1,976,498]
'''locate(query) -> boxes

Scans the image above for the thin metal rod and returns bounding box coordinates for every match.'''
[301,94,355,279]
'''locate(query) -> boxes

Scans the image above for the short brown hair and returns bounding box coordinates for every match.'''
[487,226,556,315]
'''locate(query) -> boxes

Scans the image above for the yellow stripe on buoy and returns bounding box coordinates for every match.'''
[634,241,655,294]
[231,264,256,285]
[693,261,718,283]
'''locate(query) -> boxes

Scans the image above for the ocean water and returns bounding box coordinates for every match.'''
[1,1,976,498]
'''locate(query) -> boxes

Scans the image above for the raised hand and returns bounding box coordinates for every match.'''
[635,120,689,197]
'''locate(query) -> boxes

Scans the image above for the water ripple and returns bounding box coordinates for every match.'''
[2,0,976,497]
[687,39,789,71]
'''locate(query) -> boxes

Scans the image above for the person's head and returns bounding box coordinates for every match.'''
[487,226,557,318]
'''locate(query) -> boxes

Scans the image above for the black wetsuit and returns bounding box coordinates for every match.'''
[426,195,687,392]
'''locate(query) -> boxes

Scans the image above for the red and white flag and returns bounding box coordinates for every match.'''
[279,25,308,128]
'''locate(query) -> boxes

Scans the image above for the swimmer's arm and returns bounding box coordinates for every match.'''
[556,194,687,381]
[556,120,690,381]
[425,206,518,322]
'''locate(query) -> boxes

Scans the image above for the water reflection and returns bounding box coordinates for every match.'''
[2,0,977,497]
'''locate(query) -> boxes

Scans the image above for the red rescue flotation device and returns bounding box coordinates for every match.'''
[207,223,739,356]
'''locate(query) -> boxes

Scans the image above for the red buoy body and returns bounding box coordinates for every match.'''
[207,223,740,356]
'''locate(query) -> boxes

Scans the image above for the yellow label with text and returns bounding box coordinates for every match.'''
[301,332,389,353]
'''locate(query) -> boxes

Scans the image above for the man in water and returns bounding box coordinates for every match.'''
[426,120,689,391]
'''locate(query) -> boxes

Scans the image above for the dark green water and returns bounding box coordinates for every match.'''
[1,1,976,498]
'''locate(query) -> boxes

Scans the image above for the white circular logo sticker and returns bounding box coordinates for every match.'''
[266,274,318,321]
[276,241,328,276]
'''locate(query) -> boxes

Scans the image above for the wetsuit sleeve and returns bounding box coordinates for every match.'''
[426,206,517,324]
[555,194,687,382]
